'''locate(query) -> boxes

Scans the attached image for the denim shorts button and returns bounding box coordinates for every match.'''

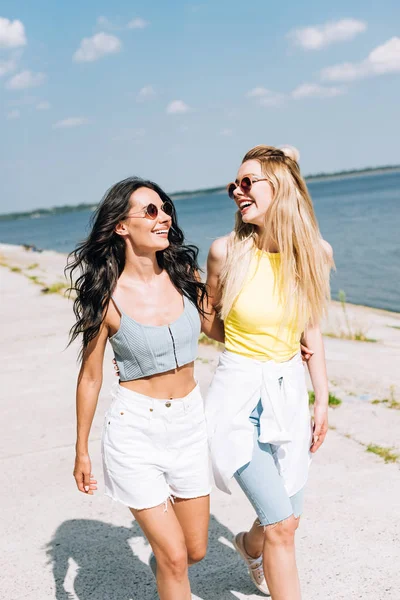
[165,402,171,408]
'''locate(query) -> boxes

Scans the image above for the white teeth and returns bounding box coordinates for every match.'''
[154,230,168,234]
[240,201,253,209]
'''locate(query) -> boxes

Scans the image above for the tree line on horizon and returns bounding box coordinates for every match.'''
[0,164,399,222]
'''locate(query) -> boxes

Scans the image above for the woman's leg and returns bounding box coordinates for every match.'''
[235,428,304,599]
[262,515,301,600]
[242,488,303,559]
[130,501,192,600]
[172,495,210,564]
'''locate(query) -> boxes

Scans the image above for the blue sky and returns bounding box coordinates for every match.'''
[1,0,399,213]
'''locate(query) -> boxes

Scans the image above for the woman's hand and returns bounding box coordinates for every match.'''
[310,403,328,453]
[73,453,97,494]
[300,342,314,362]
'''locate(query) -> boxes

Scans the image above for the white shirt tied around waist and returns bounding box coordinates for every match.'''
[205,350,312,497]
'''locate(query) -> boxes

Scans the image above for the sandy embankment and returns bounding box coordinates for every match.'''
[1,242,399,600]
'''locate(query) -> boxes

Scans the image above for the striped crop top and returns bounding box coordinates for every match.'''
[109,294,201,382]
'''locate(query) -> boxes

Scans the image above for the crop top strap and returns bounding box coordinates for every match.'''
[111,296,123,316]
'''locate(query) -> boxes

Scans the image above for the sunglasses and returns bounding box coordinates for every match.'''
[125,201,174,220]
[227,175,269,200]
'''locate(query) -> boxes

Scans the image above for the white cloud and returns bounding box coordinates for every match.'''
[288,18,366,50]
[0,58,17,77]
[247,87,270,98]
[95,16,149,32]
[137,85,155,102]
[6,109,20,120]
[292,83,345,99]
[225,108,239,119]
[36,101,51,110]
[96,16,113,28]
[73,33,121,63]
[6,70,46,91]
[220,128,233,136]
[128,18,149,30]
[53,117,89,129]
[321,37,400,82]
[259,95,284,107]
[0,17,27,48]
[166,100,190,114]
[246,87,284,107]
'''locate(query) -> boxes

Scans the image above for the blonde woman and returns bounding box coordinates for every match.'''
[205,145,333,599]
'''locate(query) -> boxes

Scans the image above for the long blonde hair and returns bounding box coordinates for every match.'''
[219,145,334,329]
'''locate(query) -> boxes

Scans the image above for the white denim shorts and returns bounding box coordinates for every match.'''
[101,383,212,510]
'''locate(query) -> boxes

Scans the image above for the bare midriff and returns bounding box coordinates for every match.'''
[119,361,196,399]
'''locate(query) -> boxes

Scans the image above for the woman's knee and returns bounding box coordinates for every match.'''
[155,545,188,579]
[187,541,207,564]
[263,514,299,547]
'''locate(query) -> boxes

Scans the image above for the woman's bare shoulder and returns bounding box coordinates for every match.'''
[208,235,231,262]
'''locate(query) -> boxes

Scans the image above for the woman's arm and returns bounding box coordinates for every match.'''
[302,323,329,453]
[73,322,108,494]
[200,237,228,344]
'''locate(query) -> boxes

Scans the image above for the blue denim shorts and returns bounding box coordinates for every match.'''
[234,399,305,526]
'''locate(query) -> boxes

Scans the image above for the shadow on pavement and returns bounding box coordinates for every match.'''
[47,514,264,599]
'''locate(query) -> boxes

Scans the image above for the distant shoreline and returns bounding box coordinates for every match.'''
[1,241,400,317]
[0,164,399,222]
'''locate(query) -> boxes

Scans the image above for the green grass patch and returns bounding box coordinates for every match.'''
[353,331,377,342]
[371,386,399,410]
[388,325,400,330]
[10,266,22,273]
[366,444,399,463]
[325,290,377,342]
[27,275,42,284]
[41,281,67,295]
[308,391,342,407]
[27,262,39,270]
[324,332,377,343]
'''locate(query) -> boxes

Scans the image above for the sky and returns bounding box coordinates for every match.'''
[0,0,399,213]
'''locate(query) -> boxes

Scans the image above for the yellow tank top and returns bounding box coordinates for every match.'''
[224,249,301,362]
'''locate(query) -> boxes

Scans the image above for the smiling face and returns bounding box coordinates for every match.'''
[232,159,274,228]
[115,187,172,253]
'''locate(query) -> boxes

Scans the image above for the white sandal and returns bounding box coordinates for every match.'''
[233,532,269,595]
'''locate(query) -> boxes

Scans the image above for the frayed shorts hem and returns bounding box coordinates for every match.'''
[170,488,212,501]
[104,488,212,511]
[258,508,303,528]
[105,490,172,511]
